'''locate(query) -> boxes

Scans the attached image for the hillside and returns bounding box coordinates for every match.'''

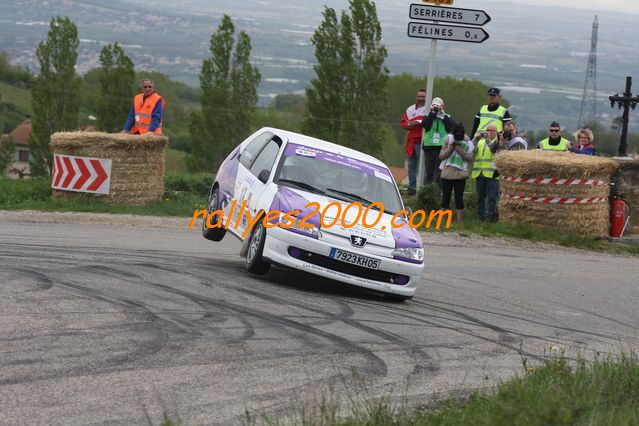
[1,0,638,132]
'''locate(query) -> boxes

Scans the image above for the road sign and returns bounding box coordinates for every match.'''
[407,22,489,43]
[422,0,453,5]
[52,154,111,194]
[409,4,491,26]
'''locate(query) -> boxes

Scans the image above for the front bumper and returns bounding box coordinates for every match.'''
[261,226,423,297]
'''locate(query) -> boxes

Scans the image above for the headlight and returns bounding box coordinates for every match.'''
[392,247,424,263]
[279,212,321,238]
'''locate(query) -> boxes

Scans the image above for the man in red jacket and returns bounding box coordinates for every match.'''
[401,89,427,195]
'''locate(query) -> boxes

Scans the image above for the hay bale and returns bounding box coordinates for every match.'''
[51,132,168,205]
[612,159,639,235]
[494,151,618,237]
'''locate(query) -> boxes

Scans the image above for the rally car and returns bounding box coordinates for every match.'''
[202,128,424,300]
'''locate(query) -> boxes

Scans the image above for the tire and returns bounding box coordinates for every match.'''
[246,222,270,275]
[202,187,226,242]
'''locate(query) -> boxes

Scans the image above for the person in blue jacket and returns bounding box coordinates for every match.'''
[569,128,596,155]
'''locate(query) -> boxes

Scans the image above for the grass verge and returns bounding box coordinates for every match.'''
[0,176,208,217]
[160,353,639,425]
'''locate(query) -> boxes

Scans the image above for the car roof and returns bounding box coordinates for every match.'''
[260,127,389,169]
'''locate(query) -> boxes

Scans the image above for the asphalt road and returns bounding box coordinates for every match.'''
[1,212,638,425]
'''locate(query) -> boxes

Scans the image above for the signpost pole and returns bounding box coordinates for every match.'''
[417,39,437,192]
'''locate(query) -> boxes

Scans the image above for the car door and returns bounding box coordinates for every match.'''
[231,133,282,238]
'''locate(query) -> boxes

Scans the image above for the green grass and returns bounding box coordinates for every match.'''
[401,183,639,256]
[165,148,188,173]
[0,81,32,113]
[0,176,208,217]
[161,353,639,426]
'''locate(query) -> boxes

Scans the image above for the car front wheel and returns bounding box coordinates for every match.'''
[202,187,226,242]
[246,222,270,275]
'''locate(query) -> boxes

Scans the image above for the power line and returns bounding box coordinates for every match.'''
[578,15,598,127]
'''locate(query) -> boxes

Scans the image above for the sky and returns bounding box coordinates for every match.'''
[507,0,639,15]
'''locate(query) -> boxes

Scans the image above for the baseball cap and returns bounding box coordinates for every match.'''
[431,97,443,107]
[488,87,500,96]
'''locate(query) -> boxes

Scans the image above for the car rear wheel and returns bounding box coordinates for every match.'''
[246,222,270,275]
[202,187,226,242]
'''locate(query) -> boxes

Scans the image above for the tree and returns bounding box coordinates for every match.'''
[187,14,261,172]
[96,43,135,132]
[302,0,388,157]
[29,16,80,176]
[0,94,17,174]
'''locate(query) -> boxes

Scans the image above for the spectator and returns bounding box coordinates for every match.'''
[569,128,596,155]
[472,124,500,222]
[470,87,512,138]
[493,122,528,152]
[421,96,453,190]
[122,79,165,135]
[538,121,570,151]
[439,123,475,223]
[401,89,428,195]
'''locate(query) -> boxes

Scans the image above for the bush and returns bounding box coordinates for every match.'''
[0,176,51,206]
[164,172,214,196]
[415,183,441,212]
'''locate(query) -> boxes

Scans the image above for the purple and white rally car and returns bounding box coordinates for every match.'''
[203,127,424,300]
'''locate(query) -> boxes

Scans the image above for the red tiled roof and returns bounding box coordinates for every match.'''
[389,166,408,184]
[9,118,32,147]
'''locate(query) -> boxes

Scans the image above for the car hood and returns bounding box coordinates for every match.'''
[270,186,422,249]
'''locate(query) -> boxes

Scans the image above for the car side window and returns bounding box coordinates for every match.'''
[239,132,274,169]
[249,138,281,177]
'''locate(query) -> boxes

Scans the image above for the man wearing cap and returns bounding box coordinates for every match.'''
[470,87,511,138]
[538,121,570,151]
[122,79,165,135]
[401,89,428,195]
[420,96,453,189]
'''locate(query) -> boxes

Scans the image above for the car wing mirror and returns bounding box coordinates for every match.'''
[405,207,413,218]
[258,169,270,184]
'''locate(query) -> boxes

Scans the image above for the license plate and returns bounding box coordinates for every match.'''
[329,248,380,270]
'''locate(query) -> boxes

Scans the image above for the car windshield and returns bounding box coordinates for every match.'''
[275,143,403,214]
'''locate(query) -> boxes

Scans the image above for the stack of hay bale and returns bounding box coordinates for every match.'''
[495,151,618,237]
[51,132,168,205]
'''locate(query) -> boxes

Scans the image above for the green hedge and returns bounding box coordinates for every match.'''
[164,172,214,195]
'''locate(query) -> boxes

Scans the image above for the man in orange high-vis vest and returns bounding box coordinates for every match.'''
[122,79,165,135]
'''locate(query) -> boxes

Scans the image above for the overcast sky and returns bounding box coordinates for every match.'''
[508,0,639,14]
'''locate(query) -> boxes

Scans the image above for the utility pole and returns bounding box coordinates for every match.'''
[609,76,639,157]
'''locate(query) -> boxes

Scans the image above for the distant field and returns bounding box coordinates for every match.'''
[0,81,31,113]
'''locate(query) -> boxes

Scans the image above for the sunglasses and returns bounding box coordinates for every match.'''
[143,85,153,88]
[549,129,560,132]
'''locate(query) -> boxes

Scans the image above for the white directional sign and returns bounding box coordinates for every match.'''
[409,4,491,26]
[407,22,489,43]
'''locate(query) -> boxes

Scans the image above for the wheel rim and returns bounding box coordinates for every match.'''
[247,224,264,263]
[203,190,218,230]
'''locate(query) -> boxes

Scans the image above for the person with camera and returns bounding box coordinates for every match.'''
[439,122,475,224]
[492,122,528,153]
[401,89,428,195]
[472,123,500,222]
[420,97,453,190]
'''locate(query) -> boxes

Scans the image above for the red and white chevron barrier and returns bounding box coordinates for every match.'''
[503,194,607,204]
[501,176,605,186]
[51,154,111,195]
